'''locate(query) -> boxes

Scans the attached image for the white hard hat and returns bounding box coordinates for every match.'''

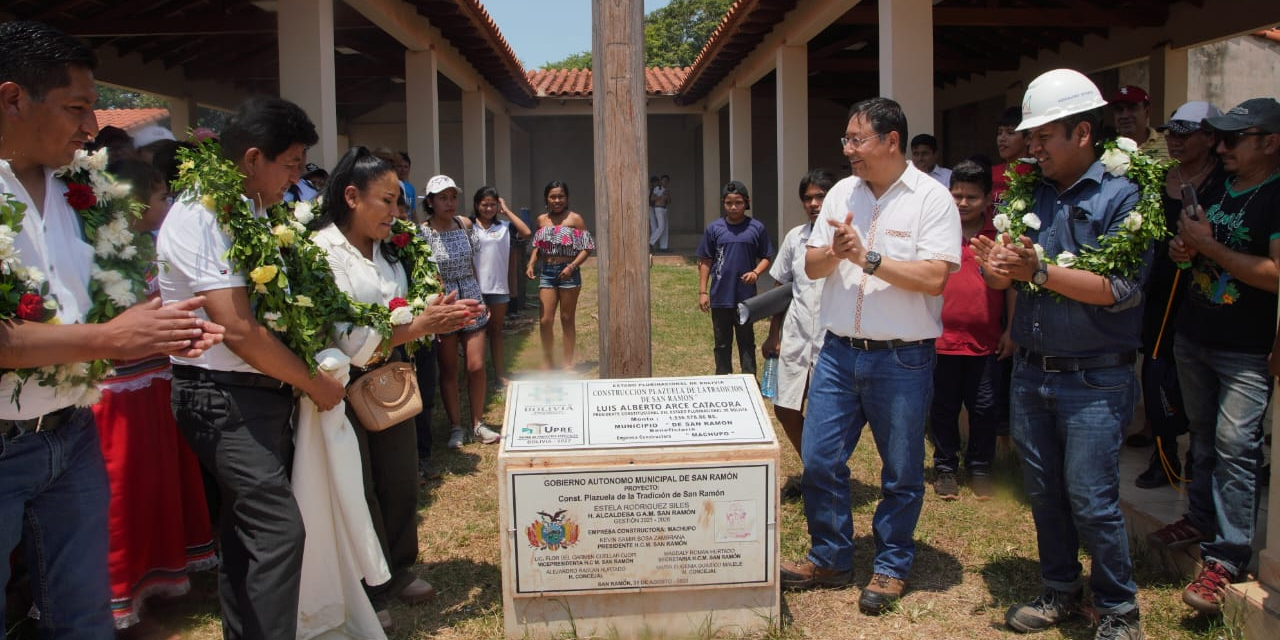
[1017,69,1107,131]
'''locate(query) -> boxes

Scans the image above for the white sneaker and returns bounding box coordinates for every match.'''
[447,425,467,449]
[473,423,501,444]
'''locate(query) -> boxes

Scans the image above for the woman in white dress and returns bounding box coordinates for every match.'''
[312,147,479,631]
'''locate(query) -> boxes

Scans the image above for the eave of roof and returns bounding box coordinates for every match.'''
[525,67,690,98]
[94,108,169,132]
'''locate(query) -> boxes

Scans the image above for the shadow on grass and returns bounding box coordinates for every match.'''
[840,535,966,594]
[389,558,503,639]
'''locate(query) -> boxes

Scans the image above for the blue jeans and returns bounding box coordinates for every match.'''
[800,333,934,579]
[0,408,113,637]
[1010,356,1138,615]
[1174,337,1271,577]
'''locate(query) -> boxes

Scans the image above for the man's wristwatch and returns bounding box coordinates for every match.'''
[862,251,882,276]
[1032,262,1049,286]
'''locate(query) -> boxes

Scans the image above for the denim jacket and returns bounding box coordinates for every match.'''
[1011,161,1149,356]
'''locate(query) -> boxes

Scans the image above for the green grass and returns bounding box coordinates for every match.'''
[9,261,1244,640]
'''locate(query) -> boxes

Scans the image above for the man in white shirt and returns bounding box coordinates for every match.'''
[0,21,222,636]
[780,98,960,616]
[158,97,344,640]
[910,133,952,186]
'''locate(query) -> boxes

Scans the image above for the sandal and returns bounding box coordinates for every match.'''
[1147,517,1207,550]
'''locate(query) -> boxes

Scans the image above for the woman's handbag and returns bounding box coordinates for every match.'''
[347,361,423,432]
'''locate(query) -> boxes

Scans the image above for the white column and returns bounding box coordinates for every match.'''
[1149,43,1189,128]
[879,0,934,137]
[405,48,440,189]
[278,0,338,168]
[702,109,722,226]
[494,111,513,199]
[728,85,753,190]
[776,44,809,236]
[462,89,487,191]
[167,95,198,140]
[1263,294,1280,593]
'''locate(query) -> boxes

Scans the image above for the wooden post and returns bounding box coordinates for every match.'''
[592,0,651,377]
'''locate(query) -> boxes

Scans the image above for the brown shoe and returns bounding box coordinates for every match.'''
[398,578,437,604]
[1147,517,1207,551]
[780,560,852,589]
[858,573,905,615]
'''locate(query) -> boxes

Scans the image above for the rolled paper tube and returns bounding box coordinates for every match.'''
[737,286,793,325]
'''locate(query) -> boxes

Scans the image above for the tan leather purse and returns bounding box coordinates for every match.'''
[347,362,422,432]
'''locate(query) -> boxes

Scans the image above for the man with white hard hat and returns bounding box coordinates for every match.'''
[971,68,1150,640]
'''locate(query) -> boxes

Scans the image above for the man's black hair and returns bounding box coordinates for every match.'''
[950,159,992,194]
[0,21,98,101]
[848,97,909,154]
[220,96,319,163]
[910,134,939,151]
[998,106,1023,129]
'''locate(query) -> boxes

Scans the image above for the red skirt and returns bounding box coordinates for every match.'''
[92,358,216,629]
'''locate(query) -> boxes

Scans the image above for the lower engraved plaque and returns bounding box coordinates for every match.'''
[510,462,772,594]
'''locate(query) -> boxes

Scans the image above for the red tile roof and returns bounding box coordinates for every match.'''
[525,67,689,98]
[94,108,169,132]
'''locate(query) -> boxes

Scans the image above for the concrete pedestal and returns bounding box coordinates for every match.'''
[498,375,781,639]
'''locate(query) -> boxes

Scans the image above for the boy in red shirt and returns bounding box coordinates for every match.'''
[930,160,1013,499]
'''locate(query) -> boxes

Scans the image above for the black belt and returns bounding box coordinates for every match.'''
[0,406,80,438]
[830,333,935,351]
[172,365,290,391]
[1019,349,1136,373]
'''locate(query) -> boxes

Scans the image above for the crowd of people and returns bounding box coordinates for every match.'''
[1,18,1278,640]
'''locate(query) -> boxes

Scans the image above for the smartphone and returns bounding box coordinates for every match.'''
[1181,183,1200,221]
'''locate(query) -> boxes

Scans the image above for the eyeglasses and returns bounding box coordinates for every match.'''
[1220,130,1271,149]
[840,133,885,150]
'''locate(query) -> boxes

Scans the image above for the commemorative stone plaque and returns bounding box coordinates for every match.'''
[498,375,779,639]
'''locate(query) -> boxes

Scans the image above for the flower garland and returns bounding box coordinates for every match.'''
[172,143,442,370]
[0,148,154,406]
[993,136,1172,292]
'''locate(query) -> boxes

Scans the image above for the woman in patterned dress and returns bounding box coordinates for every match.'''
[420,175,499,449]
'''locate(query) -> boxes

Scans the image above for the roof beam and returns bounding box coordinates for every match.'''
[58,14,378,37]
[836,6,1163,28]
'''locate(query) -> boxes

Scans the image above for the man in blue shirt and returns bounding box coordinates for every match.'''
[697,181,774,375]
[972,69,1149,640]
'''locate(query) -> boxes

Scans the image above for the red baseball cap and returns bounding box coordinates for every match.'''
[1111,85,1150,104]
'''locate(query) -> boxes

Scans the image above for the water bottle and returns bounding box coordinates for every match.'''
[760,357,779,399]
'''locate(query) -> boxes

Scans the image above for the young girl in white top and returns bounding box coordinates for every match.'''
[471,186,531,387]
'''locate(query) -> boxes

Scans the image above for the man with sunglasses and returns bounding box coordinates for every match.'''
[1157,97,1280,616]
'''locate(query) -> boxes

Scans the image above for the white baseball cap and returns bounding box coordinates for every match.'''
[425,175,458,195]
[132,124,177,148]
[1157,101,1222,135]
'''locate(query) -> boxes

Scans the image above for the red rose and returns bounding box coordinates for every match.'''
[64,183,97,210]
[391,233,411,248]
[1014,162,1036,176]
[16,293,45,321]
[388,297,408,310]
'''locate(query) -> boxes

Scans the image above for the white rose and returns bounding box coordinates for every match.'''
[1055,251,1077,268]
[1022,213,1042,231]
[0,224,17,261]
[21,266,45,288]
[1009,198,1027,213]
[1034,244,1046,262]
[1115,137,1139,153]
[87,149,108,171]
[1100,148,1131,177]
[992,213,1011,233]
[1124,212,1144,232]
[262,311,285,331]
[104,279,136,307]
[390,306,414,326]
[293,201,315,225]
[118,245,138,260]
